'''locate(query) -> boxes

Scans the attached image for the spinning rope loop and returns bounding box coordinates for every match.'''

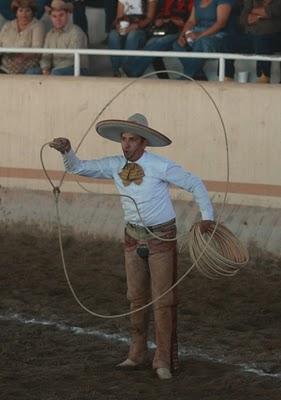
[40,70,249,319]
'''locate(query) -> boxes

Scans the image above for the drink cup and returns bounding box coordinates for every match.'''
[119,20,130,36]
[237,71,249,83]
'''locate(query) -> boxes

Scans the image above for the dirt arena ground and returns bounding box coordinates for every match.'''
[1,227,281,400]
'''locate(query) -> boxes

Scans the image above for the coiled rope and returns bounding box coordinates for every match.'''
[40,69,249,319]
[189,222,249,279]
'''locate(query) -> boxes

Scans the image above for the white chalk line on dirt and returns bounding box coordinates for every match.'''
[1,312,281,380]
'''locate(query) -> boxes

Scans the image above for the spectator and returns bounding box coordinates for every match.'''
[108,0,157,77]
[0,0,45,74]
[172,0,234,80]
[124,0,194,77]
[239,0,281,83]
[40,0,88,75]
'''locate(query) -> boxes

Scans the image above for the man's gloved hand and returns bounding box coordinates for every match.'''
[49,137,71,154]
[198,220,215,234]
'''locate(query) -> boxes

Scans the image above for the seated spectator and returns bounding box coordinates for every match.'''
[0,1,51,27]
[124,0,194,77]
[40,0,88,76]
[108,0,157,77]
[172,0,233,80]
[239,0,281,83]
[0,0,45,75]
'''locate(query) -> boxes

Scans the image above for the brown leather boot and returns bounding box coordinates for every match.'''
[257,73,270,83]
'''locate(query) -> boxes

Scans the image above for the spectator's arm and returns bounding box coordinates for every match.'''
[181,6,197,32]
[264,0,281,18]
[40,35,52,72]
[240,0,254,26]
[0,22,9,47]
[31,21,45,48]
[196,3,232,39]
[68,29,88,49]
[112,1,125,29]
[137,0,157,29]
[177,7,196,46]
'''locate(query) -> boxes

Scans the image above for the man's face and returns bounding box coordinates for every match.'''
[51,9,69,30]
[121,133,147,161]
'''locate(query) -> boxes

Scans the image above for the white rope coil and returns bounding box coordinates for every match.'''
[189,222,249,280]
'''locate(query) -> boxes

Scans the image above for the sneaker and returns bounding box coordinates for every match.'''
[156,367,172,380]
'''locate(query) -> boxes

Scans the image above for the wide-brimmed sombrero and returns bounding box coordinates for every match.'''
[46,0,73,13]
[95,113,172,147]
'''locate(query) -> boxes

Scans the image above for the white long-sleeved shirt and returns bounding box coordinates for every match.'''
[63,150,214,226]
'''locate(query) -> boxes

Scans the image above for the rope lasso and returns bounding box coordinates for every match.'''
[40,70,249,319]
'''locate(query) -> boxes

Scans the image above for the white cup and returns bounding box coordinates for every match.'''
[237,71,249,83]
[119,20,130,36]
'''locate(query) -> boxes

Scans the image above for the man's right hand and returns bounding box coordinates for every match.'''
[49,137,71,154]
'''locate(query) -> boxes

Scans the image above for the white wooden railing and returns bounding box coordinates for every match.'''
[0,47,280,81]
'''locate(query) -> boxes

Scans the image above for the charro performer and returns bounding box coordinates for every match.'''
[50,113,214,380]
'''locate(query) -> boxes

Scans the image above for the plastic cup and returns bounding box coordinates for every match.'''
[237,71,249,83]
[119,20,130,36]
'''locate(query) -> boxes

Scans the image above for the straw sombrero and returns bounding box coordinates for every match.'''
[46,0,73,13]
[96,113,172,147]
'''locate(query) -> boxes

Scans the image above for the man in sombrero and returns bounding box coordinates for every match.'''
[50,113,214,380]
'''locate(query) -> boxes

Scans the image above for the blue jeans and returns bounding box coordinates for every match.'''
[25,66,88,76]
[172,30,225,78]
[108,29,147,74]
[124,33,179,77]
[225,32,278,78]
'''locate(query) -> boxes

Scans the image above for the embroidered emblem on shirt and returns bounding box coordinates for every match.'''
[119,162,145,186]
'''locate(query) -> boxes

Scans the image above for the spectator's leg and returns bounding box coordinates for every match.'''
[124,34,177,77]
[25,67,42,75]
[179,35,224,78]
[224,34,236,79]
[51,66,75,76]
[152,58,170,79]
[224,33,252,80]
[172,40,191,78]
[72,0,88,37]
[121,29,147,73]
[252,33,274,82]
[108,29,125,76]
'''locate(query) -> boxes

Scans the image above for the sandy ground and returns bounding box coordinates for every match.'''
[1,227,281,400]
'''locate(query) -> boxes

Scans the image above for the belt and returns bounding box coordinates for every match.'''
[127,218,176,233]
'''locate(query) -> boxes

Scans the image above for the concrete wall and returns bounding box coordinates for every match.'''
[0,75,280,255]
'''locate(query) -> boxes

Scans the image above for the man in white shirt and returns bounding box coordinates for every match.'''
[50,113,214,380]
